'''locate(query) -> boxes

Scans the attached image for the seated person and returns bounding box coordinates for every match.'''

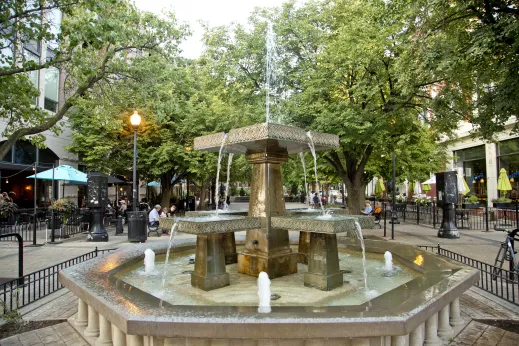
[360,200,373,215]
[160,207,168,218]
[168,204,177,217]
[373,201,382,214]
[149,204,161,227]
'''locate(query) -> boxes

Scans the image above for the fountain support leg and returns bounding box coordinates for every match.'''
[191,233,230,291]
[223,232,238,264]
[304,233,343,291]
[238,150,297,279]
[298,231,310,264]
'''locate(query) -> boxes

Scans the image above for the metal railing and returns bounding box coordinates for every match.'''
[0,247,117,313]
[418,244,519,306]
[392,201,519,232]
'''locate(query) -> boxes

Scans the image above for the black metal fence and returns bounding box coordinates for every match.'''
[0,247,117,314]
[389,202,519,232]
[418,244,519,306]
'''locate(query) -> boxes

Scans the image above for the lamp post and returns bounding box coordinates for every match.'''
[130,110,141,212]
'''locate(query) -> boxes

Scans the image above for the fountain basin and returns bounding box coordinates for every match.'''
[185,210,248,217]
[60,239,478,345]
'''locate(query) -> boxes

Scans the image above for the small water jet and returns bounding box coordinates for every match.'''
[353,222,378,298]
[144,249,155,275]
[384,251,393,277]
[257,271,272,313]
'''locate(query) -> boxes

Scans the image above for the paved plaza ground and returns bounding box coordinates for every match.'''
[0,202,518,345]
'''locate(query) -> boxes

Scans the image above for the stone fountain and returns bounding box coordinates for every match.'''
[59,121,479,346]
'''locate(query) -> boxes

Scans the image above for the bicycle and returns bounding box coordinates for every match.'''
[492,228,519,280]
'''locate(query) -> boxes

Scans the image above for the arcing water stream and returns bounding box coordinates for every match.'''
[161,222,179,289]
[299,152,311,209]
[306,131,325,215]
[214,134,228,215]
[223,153,234,209]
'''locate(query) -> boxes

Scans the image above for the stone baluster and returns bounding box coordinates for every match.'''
[449,298,464,326]
[75,299,88,328]
[351,338,370,346]
[409,323,424,346]
[127,335,144,346]
[424,313,441,346]
[84,306,100,337]
[391,335,409,346]
[96,315,113,345]
[163,338,185,346]
[112,325,126,346]
[437,305,454,339]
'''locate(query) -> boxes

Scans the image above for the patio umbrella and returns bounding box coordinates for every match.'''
[374,178,385,196]
[422,184,431,192]
[457,168,469,195]
[423,176,436,184]
[27,165,87,182]
[413,180,422,195]
[147,180,160,187]
[497,168,512,198]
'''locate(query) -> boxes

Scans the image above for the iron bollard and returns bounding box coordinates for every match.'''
[115,215,124,235]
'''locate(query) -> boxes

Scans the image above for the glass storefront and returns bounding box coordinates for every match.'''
[455,145,487,197]
[498,137,519,197]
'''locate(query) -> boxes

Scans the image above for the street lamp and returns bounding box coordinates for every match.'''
[130,110,141,212]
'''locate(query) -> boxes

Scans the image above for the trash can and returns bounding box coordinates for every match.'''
[127,211,147,243]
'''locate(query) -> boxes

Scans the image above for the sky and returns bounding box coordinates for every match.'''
[134,0,287,59]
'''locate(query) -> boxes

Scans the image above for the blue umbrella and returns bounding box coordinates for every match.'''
[27,165,87,182]
[147,181,160,187]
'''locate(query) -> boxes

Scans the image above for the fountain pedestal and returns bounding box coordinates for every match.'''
[238,150,298,279]
[191,233,230,291]
[304,233,343,290]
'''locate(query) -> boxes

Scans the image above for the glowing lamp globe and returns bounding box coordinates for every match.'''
[130,110,141,128]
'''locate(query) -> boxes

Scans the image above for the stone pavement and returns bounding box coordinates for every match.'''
[0,202,518,345]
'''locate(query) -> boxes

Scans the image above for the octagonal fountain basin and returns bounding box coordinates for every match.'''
[59,239,478,345]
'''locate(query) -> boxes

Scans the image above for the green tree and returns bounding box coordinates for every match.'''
[0,0,185,158]
[391,0,519,139]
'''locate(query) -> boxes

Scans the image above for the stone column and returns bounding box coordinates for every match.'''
[112,325,126,346]
[437,305,454,339]
[486,143,498,202]
[152,337,165,346]
[391,335,409,346]
[449,298,464,326]
[96,315,113,345]
[164,339,185,346]
[409,323,424,346]
[127,335,144,346]
[238,150,297,279]
[424,313,441,346]
[75,299,88,328]
[84,306,100,337]
[223,232,237,264]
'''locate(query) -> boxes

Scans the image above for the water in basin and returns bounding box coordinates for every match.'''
[115,248,419,307]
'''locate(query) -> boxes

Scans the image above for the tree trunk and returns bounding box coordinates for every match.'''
[199,179,210,210]
[160,172,173,208]
[345,178,365,215]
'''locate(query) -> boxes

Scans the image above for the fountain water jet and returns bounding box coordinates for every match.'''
[257,271,272,313]
[143,249,155,275]
[384,251,393,276]
[161,222,179,288]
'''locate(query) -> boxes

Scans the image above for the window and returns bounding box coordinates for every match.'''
[498,138,519,195]
[455,145,487,197]
[44,67,59,112]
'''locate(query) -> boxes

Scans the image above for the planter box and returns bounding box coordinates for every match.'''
[493,202,515,209]
[462,203,480,209]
